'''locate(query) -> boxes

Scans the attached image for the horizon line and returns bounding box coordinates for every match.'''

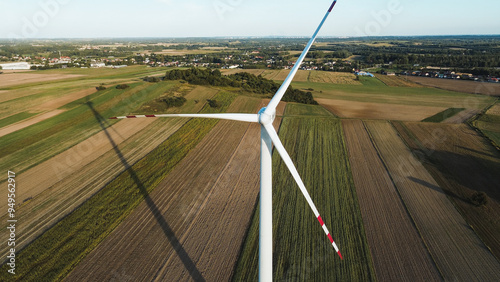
[1,34,500,41]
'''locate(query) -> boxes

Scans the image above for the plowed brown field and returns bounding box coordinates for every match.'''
[365,121,500,281]
[342,119,440,281]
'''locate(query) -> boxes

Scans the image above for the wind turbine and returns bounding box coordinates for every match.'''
[110,1,341,280]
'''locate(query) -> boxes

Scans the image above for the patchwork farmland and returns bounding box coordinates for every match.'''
[1,68,500,281]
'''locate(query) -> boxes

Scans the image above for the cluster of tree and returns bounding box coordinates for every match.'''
[143,76,161,83]
[96,85,106,91]
[164,68,317,104]
[206,99,221,108]
[116,84,130,89]
[162,96,187,108]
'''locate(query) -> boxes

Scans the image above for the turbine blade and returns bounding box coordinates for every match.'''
[109,113,259,123]
[265,0,338,114]
[262,123,342,259]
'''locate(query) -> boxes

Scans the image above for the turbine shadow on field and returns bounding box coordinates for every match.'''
[86,101,206,281]
[407,176,469,205]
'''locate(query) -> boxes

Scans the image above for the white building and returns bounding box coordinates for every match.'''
[91,62,106,68]
[0,62,31,70]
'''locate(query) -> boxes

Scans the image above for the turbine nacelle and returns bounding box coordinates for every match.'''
[258,107,275,125]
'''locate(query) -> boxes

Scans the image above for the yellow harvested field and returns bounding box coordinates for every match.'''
[317,98,446,121]
[365,121,500,281]
[272,69,309,82]
[488,103,500,115]
[342,120,440,281]
[0,72,83,88]
[221,69,265,76]
[36,88,96,111]
[374,74,422,87]
[309,71,361,84]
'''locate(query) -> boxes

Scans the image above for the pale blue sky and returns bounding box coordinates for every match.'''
[1,0,499,39]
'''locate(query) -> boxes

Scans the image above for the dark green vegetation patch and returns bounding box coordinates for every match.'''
[422,108,465,122]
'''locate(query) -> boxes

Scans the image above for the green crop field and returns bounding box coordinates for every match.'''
[0,91,238,281]
[233,104,375,281]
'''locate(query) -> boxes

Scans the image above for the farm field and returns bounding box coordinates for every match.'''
[0,85,218,264]
[293,78,496,110]
[474,101,500,147]
[341,119,441,281]
[65,98,276,281]
[374,73,422,87]
[317,98,446,121]
[406,76,500,96]
[365,121,500,280]
[0,90,241,280]
[234,106,376,281]
[2,65,500,281]
[395,122,500,260]
[222,69,361,84]
[0,72,84,88]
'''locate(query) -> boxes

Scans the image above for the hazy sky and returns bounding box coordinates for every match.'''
[1,0,499,39]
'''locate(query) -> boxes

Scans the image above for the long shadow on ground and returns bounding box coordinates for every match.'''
[87,101,205,281]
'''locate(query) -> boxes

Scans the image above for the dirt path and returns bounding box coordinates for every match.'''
[317,98,446,121]
[0,109,66,137]
[342,119,441,281]
[365,121,500,281]
[65,101,285,281]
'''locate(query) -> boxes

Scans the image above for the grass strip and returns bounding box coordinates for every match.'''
[0,112,38,128]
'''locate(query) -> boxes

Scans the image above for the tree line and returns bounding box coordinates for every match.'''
[164,68,317,105]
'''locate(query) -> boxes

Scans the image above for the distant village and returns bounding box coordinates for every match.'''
[1,48,499,84]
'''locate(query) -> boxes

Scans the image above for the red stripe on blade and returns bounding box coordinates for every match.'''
[317,216,324,226]
[146,115,156,118]
[337,251,343,260]
[126,116,137,118]
[327,234,334,244]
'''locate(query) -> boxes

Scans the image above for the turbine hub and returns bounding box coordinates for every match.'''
[258,107,275,125]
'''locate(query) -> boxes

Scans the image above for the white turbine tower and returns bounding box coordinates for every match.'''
[111,1,341,280]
